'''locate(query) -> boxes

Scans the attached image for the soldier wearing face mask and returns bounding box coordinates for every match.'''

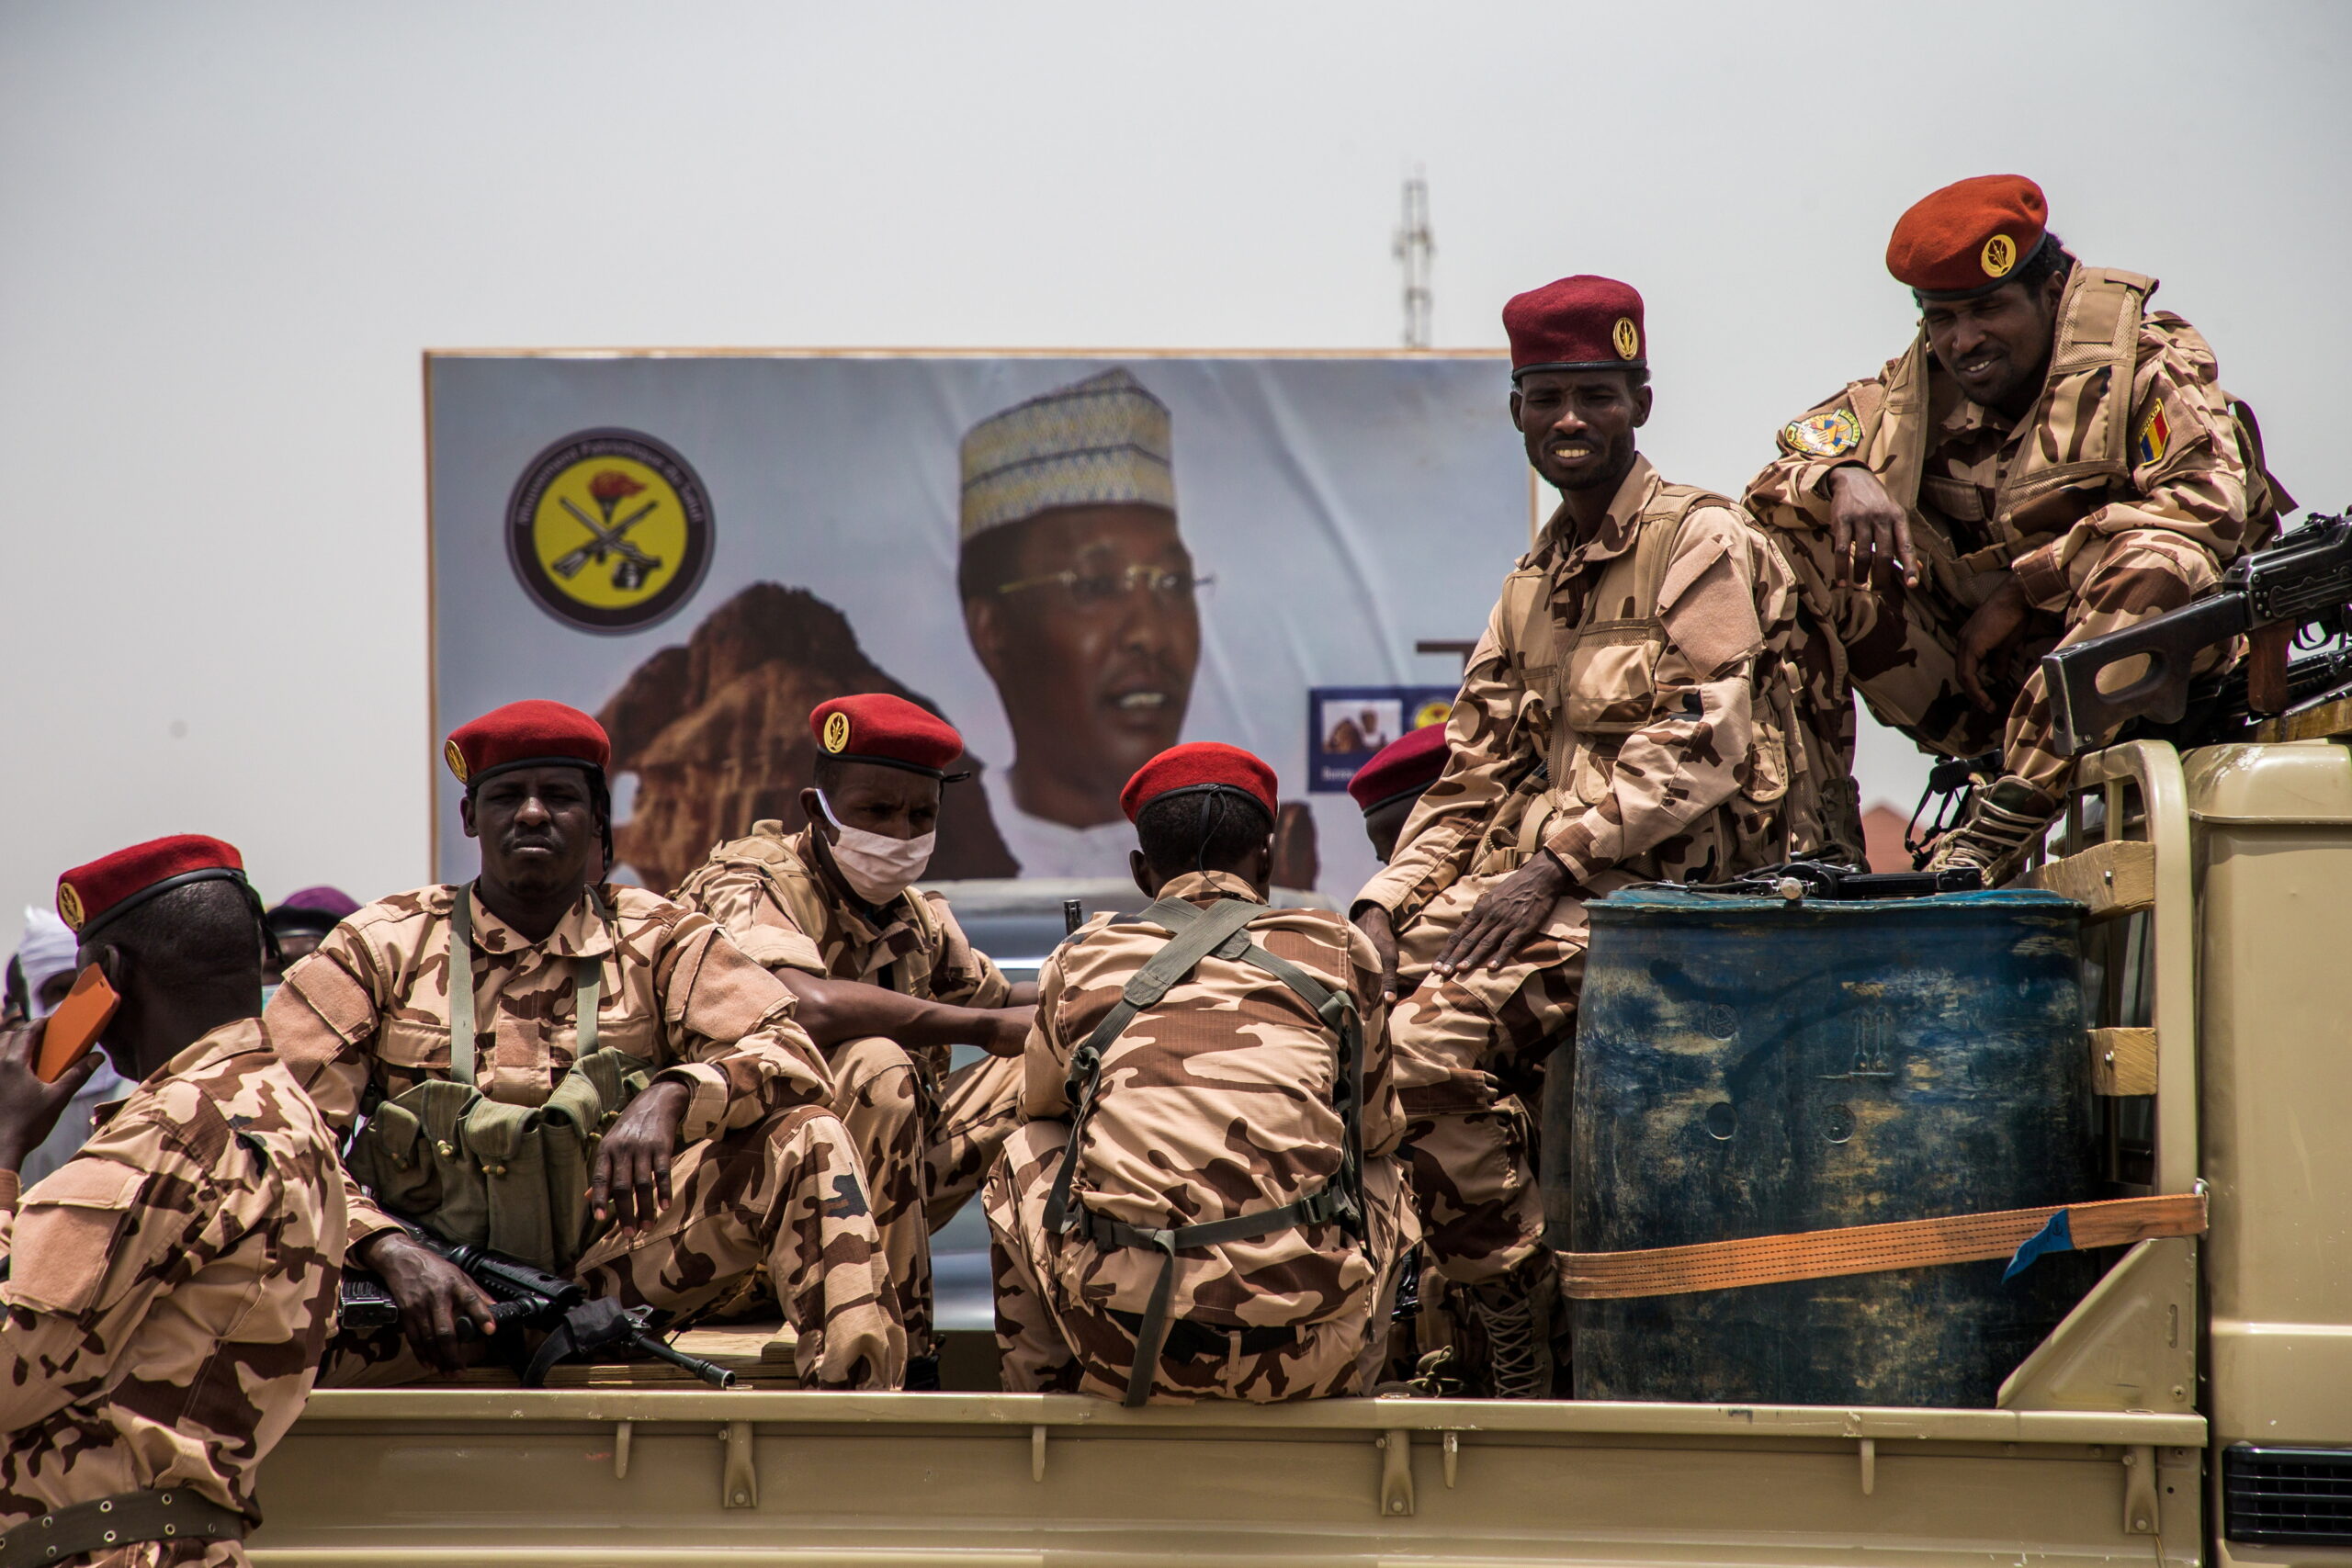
[673,694,1038,1378]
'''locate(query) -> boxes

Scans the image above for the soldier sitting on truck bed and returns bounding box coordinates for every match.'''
[1353,275,1812,1397]
[673,694,1036,1386]
[1744,174,2286,875]
[985,743,1413,1404]
[1,835,345,1568]
[266,700,907,1390]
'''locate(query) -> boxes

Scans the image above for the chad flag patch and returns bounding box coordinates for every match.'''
[2134,405,2171,468]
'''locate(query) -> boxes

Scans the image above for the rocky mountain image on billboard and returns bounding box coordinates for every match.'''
[598,582,1018,892]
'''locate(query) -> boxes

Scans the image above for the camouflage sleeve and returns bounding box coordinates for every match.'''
[1744,380,1878,532]
[922,896,1013,1010]
[652,915,836,1143]
[1343,922,1403,1158]
[1018,941,1077,1122]
[2011,324,2250,614]
[1542,507,1767,885]
[264,931,405,1250]
[683,864,829,978]
[1356,589,1525,924]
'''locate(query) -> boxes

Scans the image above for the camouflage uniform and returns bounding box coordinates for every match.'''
[1745,267,2272,805]
[1358,456,1800,1286]
[266,882,904,1390]
[986,872,1413,1402]
[1,1021,345,1567]
[673,823,1024,1354]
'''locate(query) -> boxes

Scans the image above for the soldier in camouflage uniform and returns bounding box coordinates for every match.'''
[674,694,1035,1376]
[1354,276,1804,1396]
[1745,175,2283,874]
[1,836,345,1567]
[987,744,1413,1404]
[266,701,904,1390]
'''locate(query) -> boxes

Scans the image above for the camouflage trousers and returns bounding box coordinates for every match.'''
[983,1122,1414,1403]
[1388,873,1588,1285]
[1778,525,2226,796]
[322,1102,904,1390]
[65,1545,243,1567]
[829,1038,1024,1356]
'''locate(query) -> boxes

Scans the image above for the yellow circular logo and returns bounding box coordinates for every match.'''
[1980,233,2018,278]
[1413,700,1453,730]
[507,430,714,633]
[821,712,852,753]
[1611,317,1641,360]
[56,882,85,931]
[444,739,470,784]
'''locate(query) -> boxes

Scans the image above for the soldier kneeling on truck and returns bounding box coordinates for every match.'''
[266,700,907,1390]
[985,743,1416,1404]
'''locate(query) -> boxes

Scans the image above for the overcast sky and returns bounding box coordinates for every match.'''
[3,1,2346,949]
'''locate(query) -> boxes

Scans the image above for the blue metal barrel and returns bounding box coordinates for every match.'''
[1544,887,2098,1407]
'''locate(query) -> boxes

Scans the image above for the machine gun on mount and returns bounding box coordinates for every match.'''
[2045,509,2352,756]
[339,1217,739,1389]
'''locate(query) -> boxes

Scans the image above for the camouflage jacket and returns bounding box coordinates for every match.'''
[266,882,830,1251]
[0,1020,345,1526]
[1023,872,1401,1326]
[673,823,1012,1077]
[1361,457,1799,926]
[1745,270,2265,615]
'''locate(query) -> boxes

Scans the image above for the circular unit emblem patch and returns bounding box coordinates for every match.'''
[822,711,852,753]
[506,429,714,634]
[1784,408,1862,458]
[1980,233,2018,279]
[1611,317,1641,361]
[56,882,85,931]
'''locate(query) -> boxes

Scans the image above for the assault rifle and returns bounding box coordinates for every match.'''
[2044,510,2352,756]
[340,1220,739,1389]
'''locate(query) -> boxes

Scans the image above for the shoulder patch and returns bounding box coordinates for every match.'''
[2134,404,2172,468]
[1783,408,1860,458]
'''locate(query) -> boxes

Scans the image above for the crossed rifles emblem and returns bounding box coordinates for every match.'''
[552,469,662,591]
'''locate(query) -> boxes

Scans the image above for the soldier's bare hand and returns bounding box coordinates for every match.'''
[981,1008,1033,1058]
[356,1231,496,1373]
[1435,854,1570,978]
[593,1078,690,1234]
[0,1021,102,1172]
[1826,467,1918,589]
[1351,904,1400,1003]
[1957,575,2032,714]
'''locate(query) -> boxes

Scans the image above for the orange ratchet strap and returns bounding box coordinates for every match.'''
[1559,1190,2207,1301]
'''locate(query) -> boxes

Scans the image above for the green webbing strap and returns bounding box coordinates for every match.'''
[448,884,607,1089]
[1039,892,1370,1406]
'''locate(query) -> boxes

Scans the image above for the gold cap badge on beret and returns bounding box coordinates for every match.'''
[1611,318,1640,360]
[56,882,85,931]
[822,711,852,753]
[958,368,1175,541]
[1981,234,2018,279]
[444,739,470,784]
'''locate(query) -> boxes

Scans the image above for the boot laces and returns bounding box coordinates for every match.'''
[1471,1288,1544,1400]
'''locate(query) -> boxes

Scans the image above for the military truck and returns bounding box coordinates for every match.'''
[246,718,2351,1566]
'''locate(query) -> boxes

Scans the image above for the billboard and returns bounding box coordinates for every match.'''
[426,351,1533,903]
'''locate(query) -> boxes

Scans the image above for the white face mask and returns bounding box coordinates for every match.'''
[816,791,934,906]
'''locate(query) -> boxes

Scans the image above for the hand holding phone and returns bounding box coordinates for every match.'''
[37,965,119,1084]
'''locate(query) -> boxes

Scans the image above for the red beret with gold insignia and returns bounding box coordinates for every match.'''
[57,833,248,936]
[1347,724,1450,815]
[1120,742,1278,823]
[810,694,970,781]
[445,699,610,790]
[1503,275,1646,379]
[1886,175,2049,299]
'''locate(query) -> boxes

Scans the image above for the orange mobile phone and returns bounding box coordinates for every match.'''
[36,965,119,1083]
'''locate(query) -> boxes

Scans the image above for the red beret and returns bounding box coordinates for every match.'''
[810,694,970,781]
[1120,742,1277,824]
[1346,724,1450,814]
[1886,175,2049,299]
[445,700,611,788]
[57,834,247,936]
[1503,275,1645,378]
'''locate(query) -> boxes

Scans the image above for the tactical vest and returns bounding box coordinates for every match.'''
[1847,266,2287,600]
[344,885,647,1273]
[1046,896,1366,1407]
[1481,484,1794,877]
[684,823,945,998]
